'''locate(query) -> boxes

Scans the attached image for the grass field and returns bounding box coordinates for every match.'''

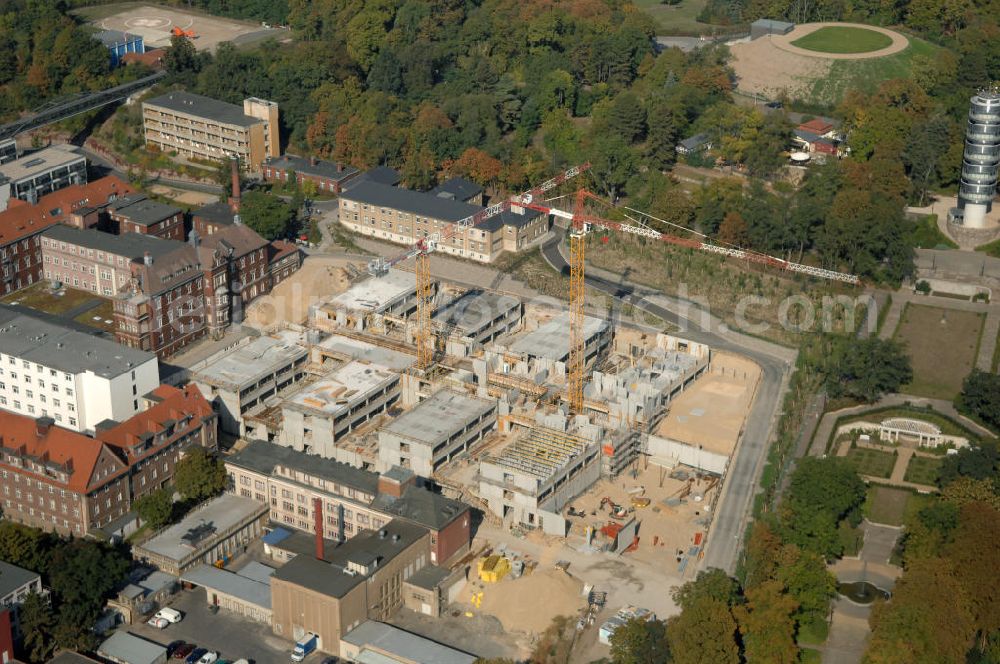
[893,303,985,400]
[792,26,893,53]
[845,447,897,479]
[908,214,958,250]
[633,0,710,34]
[867,486,910,526]
[978,237,1000,258]
[904,455,943,486]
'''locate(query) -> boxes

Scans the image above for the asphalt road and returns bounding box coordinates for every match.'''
[540,231,792,574]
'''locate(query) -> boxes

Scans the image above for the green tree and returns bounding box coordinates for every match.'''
[957,370,1000,431]
[174,447,228,502]
[608,91,647,144]
[735,581,799,664]
[672,569,742,610]
[19,592,55,663]
[588,133,636,202]
[904,115,952,206]
[133,487,174,530]
[164,35,199,74]
[775,546,837,625]
[667,597,740,664]
[609,617,670,664]
[822,337,913,403]
[239,191,295,240]
[782,457,866,558]
[744,113,791,178]
[645,104,679,172]
[0,521,50,573]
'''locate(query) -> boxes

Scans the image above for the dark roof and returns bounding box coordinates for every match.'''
[94,29,142,47]
[227,440,380,496]
[430,177,483,202]
[110,194,181,226]
[264,154,359,182]
[341,181,481,222]
[200,223,268,258]
[193,201,237,226]
[144,91,259,128]
[405,565,451,591]
[354,166,402,187]
[794,129,822,143]
[372,484,469,531]
[43,225,184,261]
[263,525,339,562]
[484,206,542,232]
[678,133,711,150]
[0,559,40,597]
[271,520,427,599]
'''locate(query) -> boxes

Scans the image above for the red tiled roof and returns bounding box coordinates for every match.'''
[797,119,834,135]
[0,414,127,493]
[97,384,213,462]
[122,49,164,69]
[0,176,134,244]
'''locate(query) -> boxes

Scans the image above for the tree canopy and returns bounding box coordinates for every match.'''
[174,447,228,502]
[239,191,296,241]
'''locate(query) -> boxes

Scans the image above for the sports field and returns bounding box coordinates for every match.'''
[791,26,893,53]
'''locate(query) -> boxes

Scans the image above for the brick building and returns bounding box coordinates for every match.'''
[268,240,300,285]
[108,194,184,240]
[0,176,133,296]
[0,384,216,536]
[262,154,360,194]
[114,245,207,357]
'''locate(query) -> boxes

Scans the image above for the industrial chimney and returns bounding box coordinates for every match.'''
[228,157,241,213]
[313,497,324,560]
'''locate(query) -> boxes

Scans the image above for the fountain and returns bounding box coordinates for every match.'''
[837,561,891,605]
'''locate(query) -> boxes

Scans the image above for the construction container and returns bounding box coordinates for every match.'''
[477,555,511,583]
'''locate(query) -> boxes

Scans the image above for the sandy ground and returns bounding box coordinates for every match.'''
[729,22,908,99]
[148,185,217,207]
[93,5,286,51]
[656,351,761,456]
[244,255,357,328]
[463,568,587,635]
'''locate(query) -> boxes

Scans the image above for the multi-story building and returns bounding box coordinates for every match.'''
[0,384,216,537]
[0,139,17,165]
[0,176,134,296]
[190,333,309,435]
[142,92,279,173]
[377,389,496,477]
[0,305,159,432]
[199,223,270,305]
[268,240,300,286]
[0,560,43,640]
[262,154,360,194]
[429,177,484,205]
[40,226,184,297]
[225,440,471,565]
[0,145,87,211]
[113,245,207,357]
[108,194,184,240]
[269,519,431,655]
[338,180,547,263]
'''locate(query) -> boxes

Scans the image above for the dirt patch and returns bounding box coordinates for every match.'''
[893,303,984,400]
[148,185,217,207]
[244,256,356,328]
[471,568,587,634]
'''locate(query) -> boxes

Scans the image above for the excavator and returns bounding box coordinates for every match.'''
[600,497,631,520]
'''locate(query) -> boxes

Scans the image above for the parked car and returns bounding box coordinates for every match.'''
[187,648,208,664]
[147,616,170,629]
[172,644,196,660]
[155,608,184,624]
[198,652,219,664]
[167,641,187,657]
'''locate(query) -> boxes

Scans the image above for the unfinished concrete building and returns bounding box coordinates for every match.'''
[312,269,424,333]
[478,416,603,536]
[431,289,522,357]
[506,312,610,365]
[278,362,400,466]
[190,332,309,435]
[377,389,497,476]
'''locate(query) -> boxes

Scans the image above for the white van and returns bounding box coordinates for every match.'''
[154,607,183,624]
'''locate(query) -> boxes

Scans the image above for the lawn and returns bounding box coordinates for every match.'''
[893,303,985,400]
[908,214,958,250]
[633,0,711,34]
[1,282,101,316]
[904,455,943,486]
[978,237,1000,258]
[74,299,117,333]
[791,26,893,54]
[845,447,897,479]
[799,648,823,664]
[866,486,910,526]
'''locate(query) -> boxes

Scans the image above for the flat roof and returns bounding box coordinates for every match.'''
[326,269,416,313]
[432,289,520,336]
[0,305,156,378]
[0,145,84,182]
[97,632,166,664]
[144,91,261,128]
[44,225,184,260]
[404,565,451,591]
[317,334,415,371]
[381,389,495,447]
[110,194,181,226]
[181,563,273,609]
[0,559,40,597]
[272,520,426,599]
[283,362,398,417]
[227,440,379,496]
[507,313,607,362]
[95,29,141,46]
[135,493,267,564]
[343,621,476,664]
[193,333,308,391]
[262,526,340,562]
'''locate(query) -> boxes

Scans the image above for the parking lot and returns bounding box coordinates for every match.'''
[123,586,311,664]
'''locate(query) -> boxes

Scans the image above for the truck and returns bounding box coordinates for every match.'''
[290,634,317,662]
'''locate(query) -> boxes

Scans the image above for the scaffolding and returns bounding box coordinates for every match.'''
[494,426,590,480]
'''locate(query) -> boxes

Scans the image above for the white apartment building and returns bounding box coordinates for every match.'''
[0,306,158,432]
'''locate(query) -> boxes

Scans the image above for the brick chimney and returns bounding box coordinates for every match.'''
[228,157,241,213]
[313,497,324,560]
[377,467,416,498]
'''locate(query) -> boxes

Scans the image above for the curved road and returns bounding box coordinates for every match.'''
[540,230,793,574]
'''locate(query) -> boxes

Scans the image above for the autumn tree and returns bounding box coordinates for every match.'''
[717,211,748,247]
[735,581,799,664]
[450,147,503,189]
[609,617,671,664]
